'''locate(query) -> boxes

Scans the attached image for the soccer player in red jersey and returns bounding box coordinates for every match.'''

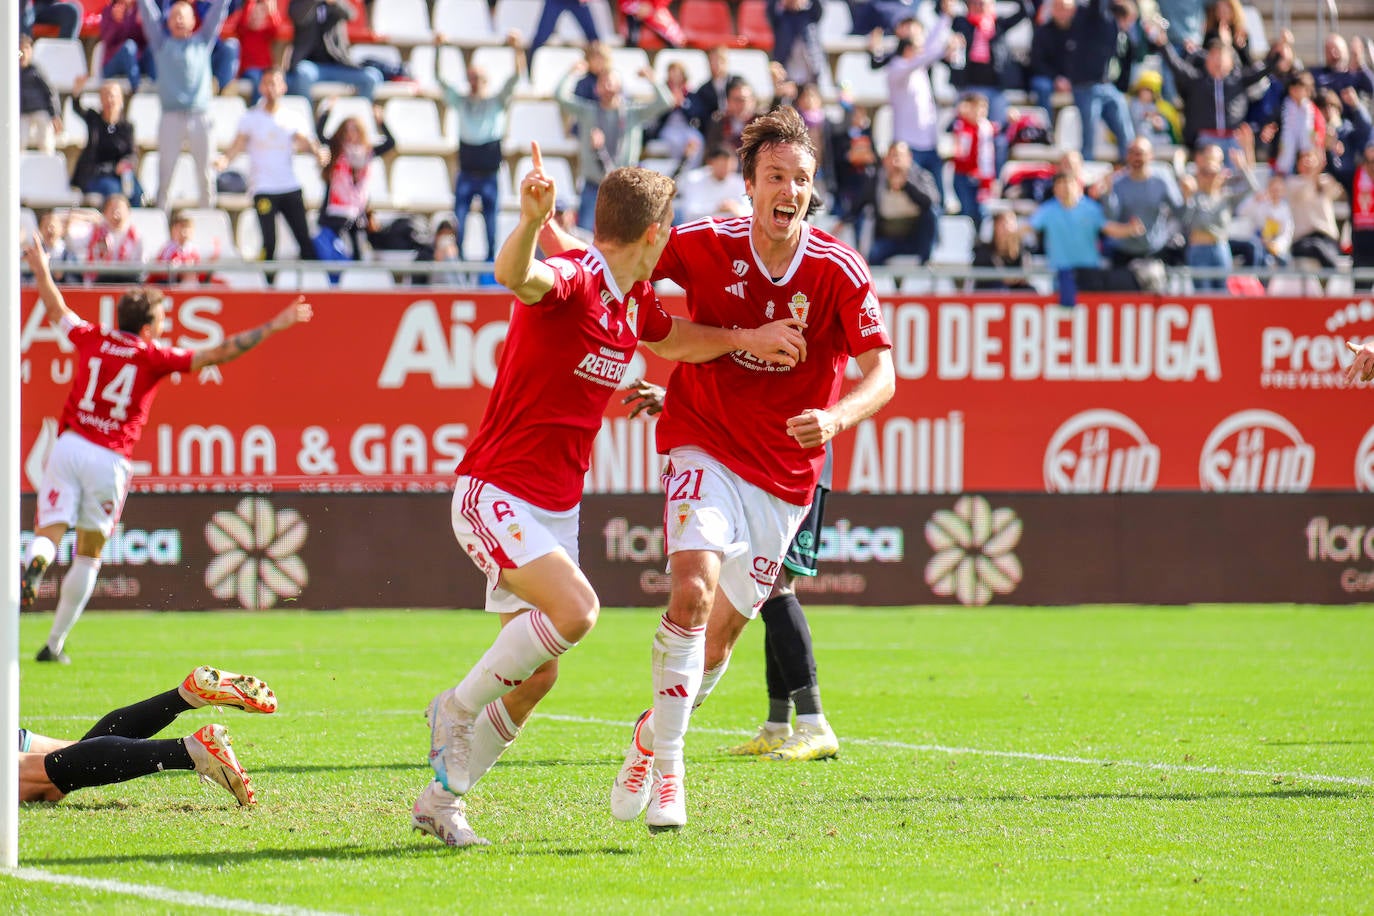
[19,238,312,663]
[415,144,809,848]
[545,105,897,831]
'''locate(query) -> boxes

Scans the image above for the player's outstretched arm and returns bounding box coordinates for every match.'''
[495,142,558,303]
[1346,340,1374,386]
[786,347,896,448]
[646,317,809,365]
[22,234,80,327]
[190,296,312,370]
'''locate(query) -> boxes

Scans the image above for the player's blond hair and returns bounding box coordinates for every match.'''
[593,167,675,245]
[739,105,822,218]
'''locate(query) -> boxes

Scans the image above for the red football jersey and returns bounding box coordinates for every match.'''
[458,247,674,511]
[652,218,892,504]
[58,319,195,457]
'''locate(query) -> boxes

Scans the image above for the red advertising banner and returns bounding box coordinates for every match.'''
[17,288,1370,495]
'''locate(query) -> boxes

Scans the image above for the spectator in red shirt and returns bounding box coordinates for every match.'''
[950,90,996,231]
[224,0,284,103]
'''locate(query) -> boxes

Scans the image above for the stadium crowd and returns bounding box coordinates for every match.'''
[17,0,1374,293]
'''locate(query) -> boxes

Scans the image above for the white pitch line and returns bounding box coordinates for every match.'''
[535,714,1374,788]
[0,866,353,916]
[21,710,1372,788]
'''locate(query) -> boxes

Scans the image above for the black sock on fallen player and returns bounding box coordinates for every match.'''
[81,689,193,741]
[44,736,194,793]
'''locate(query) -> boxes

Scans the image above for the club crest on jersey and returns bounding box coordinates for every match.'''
[674,501,692,534]
[732,259,749,277]
[625,296,639,334]
[787,293,811,323]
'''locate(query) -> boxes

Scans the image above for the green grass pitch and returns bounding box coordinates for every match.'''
[4,605,1371,914]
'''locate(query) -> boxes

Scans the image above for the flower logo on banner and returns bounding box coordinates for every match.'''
[205,497,309,609]
[924,496,1023,606]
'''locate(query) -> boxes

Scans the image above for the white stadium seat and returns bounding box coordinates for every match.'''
[514,154,576,205]
[389,155,455,212]
[32,38,87,94]
[724,49,776,104]
[529,46,585,98]
[127,94,161,149]
[126,207,170,255]
[834,51,889,109]
[292,154,327,209]
[138,152,204,210]
[319,96,381,145]
[652,48,710,89]
[431,0,498,47]
[182,207,240,259]
[504,100,576,158]
[383,97,451,155]
[20,152,81,208]
[369,0,434,46]
[209,96,248,150]
[468,45,523,95]
[819,0,866,53]
[931,215,976,265]
[492,0,542,40]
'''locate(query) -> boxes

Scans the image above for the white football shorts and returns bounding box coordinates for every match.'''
[34,430,132,537]
[451,475,579,615]
[661,446,809,619]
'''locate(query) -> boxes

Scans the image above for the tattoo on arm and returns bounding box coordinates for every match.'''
[193,323,272,369]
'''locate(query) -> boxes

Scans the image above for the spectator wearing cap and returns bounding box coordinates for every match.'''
[138,0,232,210]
